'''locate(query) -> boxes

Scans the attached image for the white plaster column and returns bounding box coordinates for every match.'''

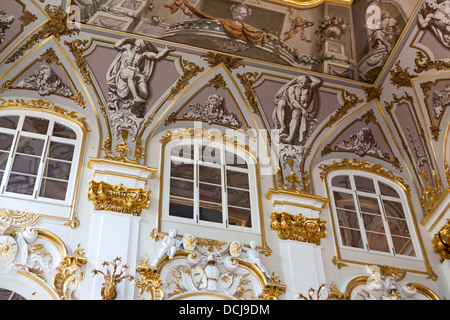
[83,158,156,300]
[266,189,329,300]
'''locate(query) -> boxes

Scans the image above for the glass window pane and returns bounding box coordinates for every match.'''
[16,136,45,156]
[331,175,351,189]
[366,231,390,253]
[44,160,71,180]
[229,207,251,228]
[22,117,49,134]
[392,236,415,256]
[199,203,222,224]
[0,151,9,170]
[0,171,3,184]
[333,191,356,210]
[387,217,410,237]
[52,122,76,140]
[48,142,74,161]
[382,200,405,218]
[226,170,249,189]
[0,133,14,151]
[379,181,400,198]
[227,188,250,208]
[39,179,68,200]
[340,228,364,248]
[362,213,385,233]
[199,183,222,203]
[358,195,381,215]
[199,145,221,164]
[170,161,194,180]
[171,144,194,160]
[0,116,19,129]
[170,179,193,199]
[6,174,36,195]
[354,176,375,193]
[199,165,221,185]
[225,150,248,168]
[169,200,194,219]
[11,154,40,175]
[336,209,359,229]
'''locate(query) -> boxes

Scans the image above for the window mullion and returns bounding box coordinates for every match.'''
[379,195,396,255]
[33,134,51,199]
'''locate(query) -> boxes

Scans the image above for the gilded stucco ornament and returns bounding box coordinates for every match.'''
[270,211,327,245]
[389,61,417,88]
[432,219,450,263]
[87,180,151,216]
[91,257,134,300]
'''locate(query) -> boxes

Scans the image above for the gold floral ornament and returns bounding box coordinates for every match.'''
[136,264,164,300]
[432,219,450,263]
[88,180,151,216]
[270,211,327,245]
[91,257,134,300]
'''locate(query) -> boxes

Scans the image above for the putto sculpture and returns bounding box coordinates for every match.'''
[418,0,450,48]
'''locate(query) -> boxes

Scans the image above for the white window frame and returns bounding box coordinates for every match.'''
[0,110,83,208]
[162,138,260,234]
[327,170,422,260]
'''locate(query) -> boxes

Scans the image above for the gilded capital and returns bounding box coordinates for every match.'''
[433,219,450,263]
[270,211,327,245]
[88,180,151,216]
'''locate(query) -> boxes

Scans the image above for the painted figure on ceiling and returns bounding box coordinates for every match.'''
[272,75,321,145]
[418,0,450,48]
[106,38,174,105]
[369,11,399,52]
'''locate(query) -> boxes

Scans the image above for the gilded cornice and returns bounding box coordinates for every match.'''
[432,219,450,263]
[87,180,151,216]
[270,211,327,245]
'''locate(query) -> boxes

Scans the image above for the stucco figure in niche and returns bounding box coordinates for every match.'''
[150,228,181,267]
[272,75,321,146]
[334,127,389,159]
[16,65,73,97]
[0,8,14,45]
[183,94,241,128]
[369,11,400,53]
[244,240,270,279]
[432,84,450,119]
[418,0,450,48]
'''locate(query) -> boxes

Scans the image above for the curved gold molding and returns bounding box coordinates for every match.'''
[267,0,353,9]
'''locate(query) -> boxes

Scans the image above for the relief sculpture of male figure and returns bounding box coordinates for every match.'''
[273,75,321,145]
[107,38,175,106]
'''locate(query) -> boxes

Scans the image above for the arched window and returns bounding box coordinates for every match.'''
[162,138,259,232]
[0,111,82,204]
[328,172,419,257]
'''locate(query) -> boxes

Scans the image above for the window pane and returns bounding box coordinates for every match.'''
[22,116,49,134]
[48,142,74,161]
[336,209,359,229]
[227,188,250,208]
[53,122,76,140]
[354,176,375,193]
[0,133,14,151]
[6,174,36,195]
[39,179,68,200]
[0,116,19,129]
[0,151,8,170]
[226,170,249,189]
[340,227,364,248]
[225,150,248,168]
[199,145,221,164]
[358,195,381,215]
[16,136,45,156]
[387,217,410,237]
[170,161,194,180]
[199,203,222,223]
[171,144,194,159]
[382,200,405,218]
[392,236,415,256]
[379,181,400,198]
[362,213,385,233]
[333,191,356,210]
[11,154,40,175]
[169,200,194,219]
[44,160,71,180]
[331,175,351,189]
[199,183,222,203]
[199,165,221,185]
[366,231,390,253]
[170,179,193,199]
[229,207,251,228]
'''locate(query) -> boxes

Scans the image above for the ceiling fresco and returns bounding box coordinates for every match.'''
[73,0,421,84]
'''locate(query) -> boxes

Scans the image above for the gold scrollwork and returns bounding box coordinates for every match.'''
[270,211,327,245]
[166,59,204,101]
[135,265,164,300]
[390,60,417,88]
[87,180,151,216]
[432,219,450,263]
[201,52,245,70]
